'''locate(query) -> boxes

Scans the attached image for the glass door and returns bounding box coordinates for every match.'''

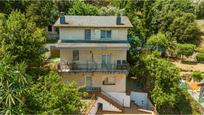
[101,54,111,70]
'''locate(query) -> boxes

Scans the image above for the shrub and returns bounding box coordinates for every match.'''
[192,71,204,81]
[176,44,195,57]
[196,53,204,62]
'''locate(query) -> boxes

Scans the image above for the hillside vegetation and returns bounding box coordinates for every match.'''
[0,0,204,114]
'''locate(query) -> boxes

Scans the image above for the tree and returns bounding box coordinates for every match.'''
[0,54,28,115]
[144,55,181,112]
[0,11,45,64]
[25,71,84,114]
[109,0,132,9]
[0,0,29,14]
[196,0,204,19]
[68,1,99,16]
[147,32,169,53]
[149,0,198,44]
[169,13,198,44]
[99,6,124,16]
[26,1,59,27]
[54,0,73,14]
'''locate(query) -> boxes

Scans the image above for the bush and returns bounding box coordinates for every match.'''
[192,71,204,81]
[176,44,195,57]
[196,53,204,62]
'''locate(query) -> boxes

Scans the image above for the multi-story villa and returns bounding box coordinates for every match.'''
[54,14,154,114]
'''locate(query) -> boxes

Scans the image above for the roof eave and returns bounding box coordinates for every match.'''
[54,25,133,28]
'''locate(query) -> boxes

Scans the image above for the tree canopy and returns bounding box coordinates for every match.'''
[25,71,83,114]
[147,32,169,53]
[26,1,58,27]
[0,11,45,64]
[68,1,99,16]
[144,55,180,112]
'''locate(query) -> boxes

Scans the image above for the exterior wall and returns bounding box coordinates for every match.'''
[60,49,127,64]
[59,27,128,41]
[130,91,155,110]
[97,97,121,112]
[130,92,148,107]
[61,73,127,92]
[108,92,130,107]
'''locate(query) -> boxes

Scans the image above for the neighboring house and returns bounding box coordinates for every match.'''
[54,14,154,114]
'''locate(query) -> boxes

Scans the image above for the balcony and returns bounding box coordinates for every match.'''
[59,62,128,73]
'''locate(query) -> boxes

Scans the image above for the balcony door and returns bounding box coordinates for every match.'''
[101,54,111,69]
[85,29,91,40]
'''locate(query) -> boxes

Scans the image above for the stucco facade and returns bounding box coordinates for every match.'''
[61,72,126,92]
[59,28,128,41]
[60,49,127,65]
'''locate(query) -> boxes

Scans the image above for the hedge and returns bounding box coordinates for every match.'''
[176,44,195,57]
[196,53,204,62]
[192,71,204,81]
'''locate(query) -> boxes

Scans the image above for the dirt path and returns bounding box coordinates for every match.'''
[172,61,204,73]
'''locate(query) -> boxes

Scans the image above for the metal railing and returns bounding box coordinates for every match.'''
[81,94,96,115]
[60,63,128,72]
[79,87,101,92]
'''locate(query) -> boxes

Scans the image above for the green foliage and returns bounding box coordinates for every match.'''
[192,71,204,81]
[109,0,132,9]
[196,0,204,19]
[149,0,198,44]
[0,0,29,14]
[175,88,200,114]
[169,13,198,44]
[68,1,99,16]
[99,6,124,16]
[55,0,73,14]
[25,71,83,114]
[176,44,195,57]
[0,54,29,115]
[196,53,204,62]
[0,11,45,64]
[144,55,180,109]
[147,32,169,52]
[26,1,59,27]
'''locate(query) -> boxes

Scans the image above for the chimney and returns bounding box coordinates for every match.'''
[60,12,65,24]
[116,16,122,25]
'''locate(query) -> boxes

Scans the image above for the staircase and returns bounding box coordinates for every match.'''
[95,89,124,112]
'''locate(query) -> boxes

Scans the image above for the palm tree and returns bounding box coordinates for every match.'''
[0,55,28,115]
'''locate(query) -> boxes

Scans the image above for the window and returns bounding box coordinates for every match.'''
[85,29,91,40]
[48,25,52,32]
[101,30,111,39]
[103,76,115,85]
[73,50,79,61]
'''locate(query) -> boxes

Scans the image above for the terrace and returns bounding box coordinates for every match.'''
[59,62,129,73]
